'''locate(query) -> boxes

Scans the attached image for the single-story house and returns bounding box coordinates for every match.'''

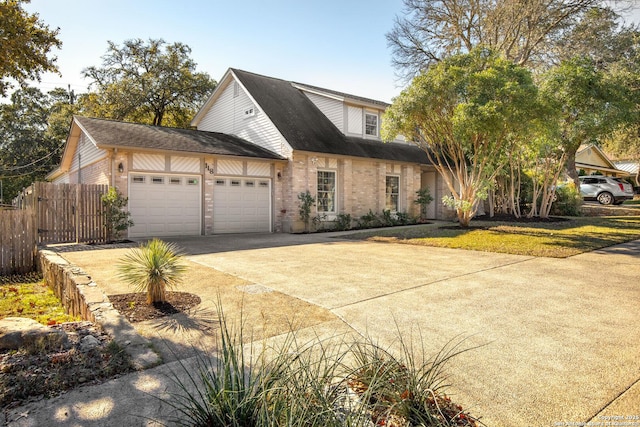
[48,68,449,237]
[575,144,628,178]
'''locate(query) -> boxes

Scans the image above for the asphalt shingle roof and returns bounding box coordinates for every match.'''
[75,116,285,160]
[231,69,430,164]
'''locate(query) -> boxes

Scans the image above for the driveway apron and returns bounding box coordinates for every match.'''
[178,233,640,427]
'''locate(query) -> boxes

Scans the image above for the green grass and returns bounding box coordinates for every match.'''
[348,216,640,258]
[0,277,79,325]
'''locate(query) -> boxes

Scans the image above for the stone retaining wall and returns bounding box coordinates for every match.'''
[37,249,110,322]
[36,249,160,369]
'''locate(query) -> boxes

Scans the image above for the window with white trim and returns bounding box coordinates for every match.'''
[317,170,336,213]
[365,113,378,136]
[386,176,400,212]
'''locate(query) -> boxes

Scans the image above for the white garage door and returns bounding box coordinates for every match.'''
[213,177,271,233]
[128,174,201,238]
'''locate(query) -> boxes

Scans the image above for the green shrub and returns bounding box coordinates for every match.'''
[298,191,315,232]
[101,187,134,242]
[358,209,380,228]
[117,239,187,304]
[551,183,583,216]
[335,213,352,231]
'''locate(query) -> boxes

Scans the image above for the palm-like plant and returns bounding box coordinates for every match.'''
[117,239,187,304]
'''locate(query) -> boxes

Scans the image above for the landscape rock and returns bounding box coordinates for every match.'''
[79,334,100,352]
[0,317,68,350]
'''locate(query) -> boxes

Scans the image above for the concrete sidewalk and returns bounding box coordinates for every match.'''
[3,231,639,426]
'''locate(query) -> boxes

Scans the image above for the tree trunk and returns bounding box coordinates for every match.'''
[565,151,579,188]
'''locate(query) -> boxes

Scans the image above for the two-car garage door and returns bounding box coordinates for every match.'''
[128,174,271,237]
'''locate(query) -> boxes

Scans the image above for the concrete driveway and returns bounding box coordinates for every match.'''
[166,232,640,427]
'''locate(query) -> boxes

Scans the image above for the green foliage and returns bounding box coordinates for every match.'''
[0,87,63,202]
[117,239,187,304]
[383,48,540,227]
[394,211,414,225]
[0,279,78,325]
[311,213,328,231]
[550,183,583,217]
[381,209,395,226]
[334,213,352,231]
[0,0,61,97]
[101,187,133,242]
[414,187,434,208]
[82,38,217,127]
[358,209,381,229]
[297,190,315,232]
[163,303,478,426]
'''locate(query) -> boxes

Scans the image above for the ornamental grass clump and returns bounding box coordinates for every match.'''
[161,303,480,427]
[117,239,187,305]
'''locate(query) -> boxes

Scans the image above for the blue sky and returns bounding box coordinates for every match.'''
[24,0,640,104]
[25,0,406,103]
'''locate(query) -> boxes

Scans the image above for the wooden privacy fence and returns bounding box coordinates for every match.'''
[0,208,37,275]
[14,182,109,245]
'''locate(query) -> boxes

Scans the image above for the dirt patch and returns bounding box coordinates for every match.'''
[0,321,134,409]
[109,292,201,323]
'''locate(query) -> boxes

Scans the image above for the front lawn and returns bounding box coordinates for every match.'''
[347,216,640,258]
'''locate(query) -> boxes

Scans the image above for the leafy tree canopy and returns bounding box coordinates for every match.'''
[0,0,61,97]
[382,48,541,226]
[0,87,63,202]
[82,38,217,127]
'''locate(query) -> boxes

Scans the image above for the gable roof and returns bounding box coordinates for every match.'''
[74,116,285,159]
[228,69,430,164]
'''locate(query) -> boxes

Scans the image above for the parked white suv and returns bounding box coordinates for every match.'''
[579,176,634,205]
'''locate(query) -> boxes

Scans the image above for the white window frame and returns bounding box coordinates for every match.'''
[385,175,400,212]
[365,113,378,137]
[317,170,337,213]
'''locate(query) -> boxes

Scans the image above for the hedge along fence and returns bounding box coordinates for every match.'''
[0,208,37,275]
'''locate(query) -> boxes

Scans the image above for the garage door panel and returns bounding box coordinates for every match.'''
[213,177,270,233]
[129,174,201,238]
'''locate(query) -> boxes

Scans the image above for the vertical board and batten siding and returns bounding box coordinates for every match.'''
[304,92,344,132]
[197,77,288,157]
[0,208,37,275]
[70,133,108,173]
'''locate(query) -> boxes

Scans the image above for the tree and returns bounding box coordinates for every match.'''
[0,87,62,202]
[387,0,607,79]
[540,56,637,188]
[382,49,539,226]
[82,38,217,127]
[0,0,61,97]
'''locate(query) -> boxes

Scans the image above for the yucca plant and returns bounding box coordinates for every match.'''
[117,239,187,304]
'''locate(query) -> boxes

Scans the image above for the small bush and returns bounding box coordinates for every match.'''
[551,183,582,216]
[335,213,352,231]
[117,239,187,304]
[101,187,134,242]
[358,209,381,229]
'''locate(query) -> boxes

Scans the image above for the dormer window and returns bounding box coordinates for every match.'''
[365,113,378,136]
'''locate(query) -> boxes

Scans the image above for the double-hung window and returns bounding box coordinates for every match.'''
[385,176,400,212]
[317,170,336,213]
[365,113,378,136]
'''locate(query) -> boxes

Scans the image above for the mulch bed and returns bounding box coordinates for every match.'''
[109,292,201,323]
[473,214,569,223]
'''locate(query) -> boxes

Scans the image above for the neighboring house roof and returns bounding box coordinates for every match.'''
[575,144,624,175]
[229,69,430,164]
[74,116,285,159]
[614,160,639,175]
